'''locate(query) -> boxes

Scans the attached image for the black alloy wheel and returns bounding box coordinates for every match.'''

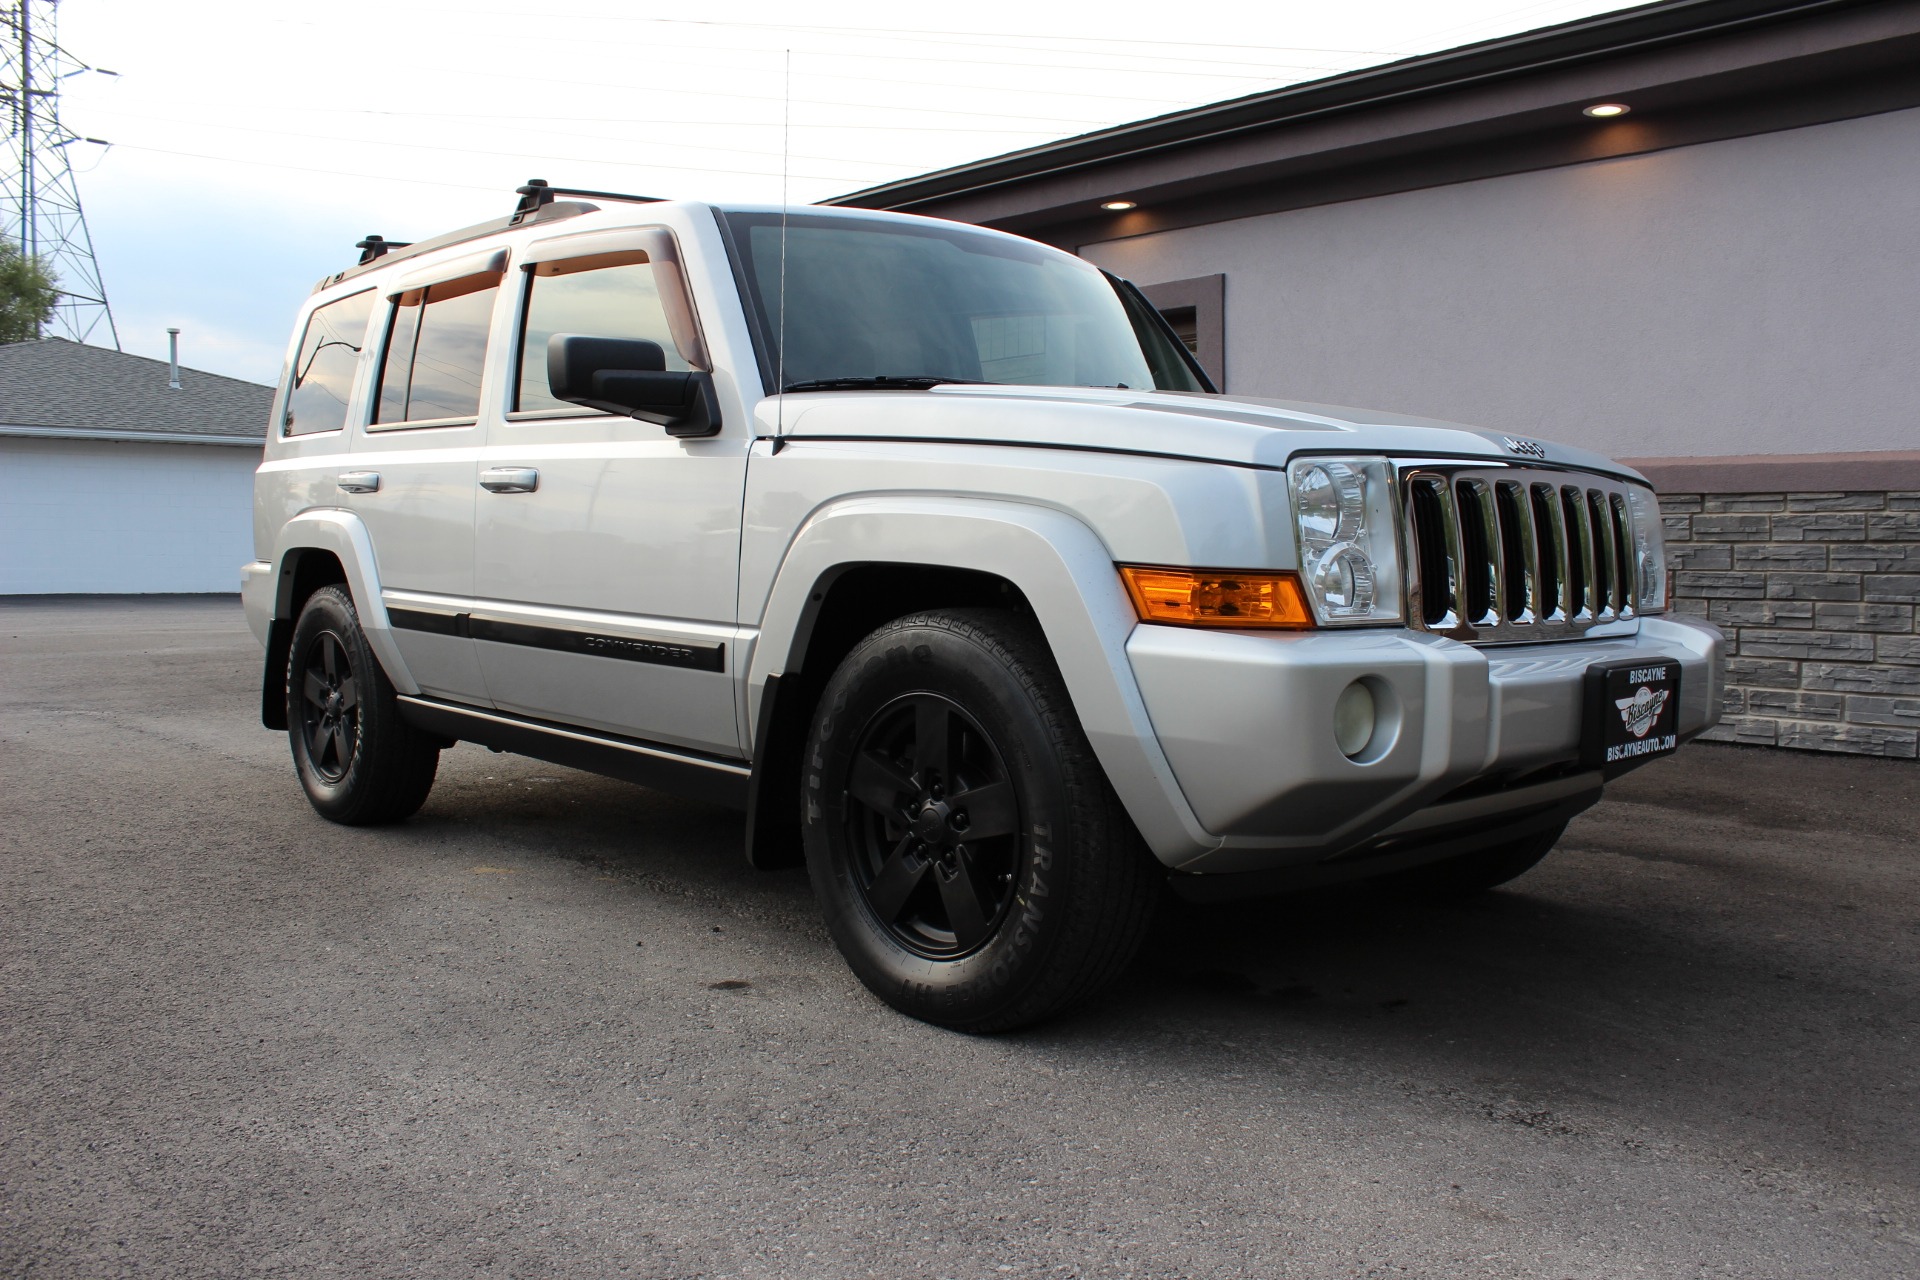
[286,585,440,825]
[802,608,1160,1032]
[842,693,1023,959]
[298,630,360,783]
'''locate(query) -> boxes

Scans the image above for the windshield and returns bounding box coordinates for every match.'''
[722,212,1208,393]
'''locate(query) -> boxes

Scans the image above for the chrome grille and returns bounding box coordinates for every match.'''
[1402,464,1641,643]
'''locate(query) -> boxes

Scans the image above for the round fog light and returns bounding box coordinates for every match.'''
[1333,681,1376,759]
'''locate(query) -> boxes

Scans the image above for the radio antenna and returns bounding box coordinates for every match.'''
[775,47,790,436]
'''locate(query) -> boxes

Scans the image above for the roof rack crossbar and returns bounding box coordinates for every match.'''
[513,177,665,222]
[355,234,412,265]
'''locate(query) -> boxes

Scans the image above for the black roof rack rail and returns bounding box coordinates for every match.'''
[314,178,670,293]
[512,177,664,222]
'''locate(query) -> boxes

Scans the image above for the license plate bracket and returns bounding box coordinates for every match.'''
[1582,658,1683,778]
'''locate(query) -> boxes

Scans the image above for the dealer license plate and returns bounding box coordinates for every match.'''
[1583,658,1683,778]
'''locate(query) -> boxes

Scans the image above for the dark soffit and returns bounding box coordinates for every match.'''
[825,0,1904,225]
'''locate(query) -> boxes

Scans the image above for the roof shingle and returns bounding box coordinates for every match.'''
[0,339,273,440]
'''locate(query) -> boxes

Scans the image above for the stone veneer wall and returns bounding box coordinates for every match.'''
[1657,490,1920,758]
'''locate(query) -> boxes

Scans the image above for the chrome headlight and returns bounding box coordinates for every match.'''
[1625,485,1668,613]
[1287,456,1403,626]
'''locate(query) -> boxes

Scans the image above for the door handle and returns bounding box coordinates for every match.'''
[336,471,381,494]
[480,467,540,494]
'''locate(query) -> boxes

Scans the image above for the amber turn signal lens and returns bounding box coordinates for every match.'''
[1118,566,1315,629]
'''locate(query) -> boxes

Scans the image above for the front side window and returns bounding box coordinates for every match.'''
[515,251,689,413]
[722,212,1207,393]
[284,290,374,435]
[373,272,500,426]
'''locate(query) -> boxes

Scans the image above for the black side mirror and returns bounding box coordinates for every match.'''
[547,334,722,438]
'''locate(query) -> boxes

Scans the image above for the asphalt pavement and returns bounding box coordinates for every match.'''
[3,596,1917,1279]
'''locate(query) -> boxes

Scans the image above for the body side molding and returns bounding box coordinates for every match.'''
[388,608,727,672]
[396,696,751,809]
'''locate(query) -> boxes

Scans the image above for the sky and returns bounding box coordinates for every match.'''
[41,0,1644,385]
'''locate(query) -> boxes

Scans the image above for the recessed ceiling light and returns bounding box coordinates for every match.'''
[1100,200,1137,211]
[1583,102,1630,118]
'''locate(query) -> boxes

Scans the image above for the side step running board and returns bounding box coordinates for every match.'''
[396,696,751,809]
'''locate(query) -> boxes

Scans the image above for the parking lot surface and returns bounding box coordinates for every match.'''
[3,596,1917,1279]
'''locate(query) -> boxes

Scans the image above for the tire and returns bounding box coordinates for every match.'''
[1372,822,1566,898]
[801,608,1159,1033]
[286,585,440,825]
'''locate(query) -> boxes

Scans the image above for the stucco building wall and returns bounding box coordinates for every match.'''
[1079,105,1920,462]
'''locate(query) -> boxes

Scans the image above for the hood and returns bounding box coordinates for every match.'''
[769,384,1645,483]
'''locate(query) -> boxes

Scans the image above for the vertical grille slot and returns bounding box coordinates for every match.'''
[1494,481,1531,622]
[1409,477,1454,626]
[1587,489,1614,619]
[1531,483,1563,621]
[1561,486,1590,619]
[1455,479,1499,627]
[1610,492,1635,615]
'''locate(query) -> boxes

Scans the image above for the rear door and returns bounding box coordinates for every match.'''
[341,248,506,705]
[469,227,747,757]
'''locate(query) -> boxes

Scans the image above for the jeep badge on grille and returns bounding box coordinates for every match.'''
[1501,435,1549,460]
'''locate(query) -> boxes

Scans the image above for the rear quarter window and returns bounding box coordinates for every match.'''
[283,290,375,436]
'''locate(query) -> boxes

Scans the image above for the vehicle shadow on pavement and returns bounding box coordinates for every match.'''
[381,747,824,923]
[1055,747,1920,1188]
[350,739,1917,1188]
[1123,878,1704,1048]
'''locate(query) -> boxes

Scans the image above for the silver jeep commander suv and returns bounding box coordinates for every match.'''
[243,179,1725,1031]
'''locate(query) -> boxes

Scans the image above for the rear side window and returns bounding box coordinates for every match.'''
[284,290,374,436]
[373,271,501,426]
[515,251,689,413]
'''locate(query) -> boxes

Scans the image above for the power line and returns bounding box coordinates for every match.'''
[108,135,878,186]
[364,19,1358,82]
[1382,0,1620,52]
[82,97,1081,135]
[105,47,1147,127]
[101,42,1213,115]
[86,109,911,172]
[107,143,510,193]
[688,40,1351,82]
[385,61,1130,126]
[490,49,1225,103]
[261,9,1370,78]
[374,7,1397,59]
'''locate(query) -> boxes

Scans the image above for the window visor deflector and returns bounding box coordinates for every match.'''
[389,248,509,299]
[519,226,709,371]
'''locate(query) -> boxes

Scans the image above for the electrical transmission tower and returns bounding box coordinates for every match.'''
[1,0,118,348]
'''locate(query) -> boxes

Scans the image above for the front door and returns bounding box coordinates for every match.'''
[470,240,746,757]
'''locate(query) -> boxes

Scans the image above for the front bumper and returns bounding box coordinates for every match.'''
[1127,615,1723,875]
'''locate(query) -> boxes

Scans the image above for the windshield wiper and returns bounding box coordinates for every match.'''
[781,375,991,392]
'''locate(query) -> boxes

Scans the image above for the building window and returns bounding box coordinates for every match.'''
[283,290,374,436]
[1138,273,1225,390]
[1160,306,1200,355]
